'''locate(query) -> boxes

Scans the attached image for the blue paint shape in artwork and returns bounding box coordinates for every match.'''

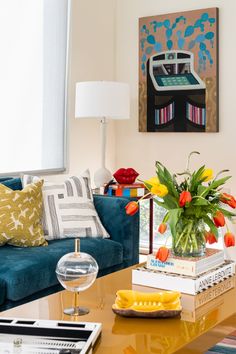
[163,19,170,28]
[140,38,146,50]
[194,19,202,28]
[195,34,205,43]
[188,40,195,50]
[209,17,216,25]
[154,42,162,52]
[205,31,214,40]
[145,46,153,55]
[167,39,173,50]
[178,37,185,49]
[156,22,163,28]
[184,25,194,37]
[140,11,216,75]
[200,42,206,50]
[147,34,155,44]
[201,13,209,21]
[166,28,172,39]
[176,30,185,49]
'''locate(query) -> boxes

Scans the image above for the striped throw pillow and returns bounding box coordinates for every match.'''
[22,172,109,240]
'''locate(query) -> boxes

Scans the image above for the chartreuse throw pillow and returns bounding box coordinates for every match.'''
[0,180,47,247]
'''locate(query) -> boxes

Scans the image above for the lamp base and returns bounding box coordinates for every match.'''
[94,167,112,188]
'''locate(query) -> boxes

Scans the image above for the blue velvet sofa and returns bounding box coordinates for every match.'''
[0,178,139,311]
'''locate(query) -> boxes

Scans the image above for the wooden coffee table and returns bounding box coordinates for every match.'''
[1,265,236,354]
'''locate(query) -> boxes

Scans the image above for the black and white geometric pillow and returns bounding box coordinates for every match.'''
[22,171,109,240]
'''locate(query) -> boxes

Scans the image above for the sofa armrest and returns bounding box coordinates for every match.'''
[94,195,139,267]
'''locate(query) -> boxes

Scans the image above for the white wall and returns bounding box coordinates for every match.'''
[115,0,236,192]
[66,0,116,179]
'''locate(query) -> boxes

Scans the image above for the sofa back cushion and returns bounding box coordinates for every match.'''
[0,180,47,247]
[1,178,22,190]
[22,172,110,240]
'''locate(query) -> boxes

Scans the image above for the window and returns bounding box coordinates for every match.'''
[140,198,172,254]
[0,0,69,174]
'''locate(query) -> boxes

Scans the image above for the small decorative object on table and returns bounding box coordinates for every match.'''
[113,168,139,184]
[56,239,98,316]
[112,290,181,318]
[125,151,236,259]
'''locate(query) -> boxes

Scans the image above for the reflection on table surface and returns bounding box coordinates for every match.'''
[2,267,236,354]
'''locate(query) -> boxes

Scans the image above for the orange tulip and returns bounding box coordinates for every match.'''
[179,191,192,207]
[224,232,235,247]
[220,193,236,209]
[213,211,225,227]
[155,246,170,262]
[125,201,139,216]
[158,223,167,234]
[205,231,217,244]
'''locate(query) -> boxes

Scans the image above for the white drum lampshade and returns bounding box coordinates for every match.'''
[75,81,130,187]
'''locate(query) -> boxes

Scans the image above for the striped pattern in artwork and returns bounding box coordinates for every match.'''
[186,102,206,126]
[155,102,174,126]
[22,171,109,240]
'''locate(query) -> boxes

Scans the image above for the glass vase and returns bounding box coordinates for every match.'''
[172,217,206,257]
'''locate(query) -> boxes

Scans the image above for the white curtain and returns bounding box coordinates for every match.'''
[0,0,68,173]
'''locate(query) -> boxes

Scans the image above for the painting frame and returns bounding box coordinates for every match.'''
[139,7,219,133]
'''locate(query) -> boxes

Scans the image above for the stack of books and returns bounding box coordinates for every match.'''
[133,276,235,322]
[107,183,146,197]
[132,249,235,295]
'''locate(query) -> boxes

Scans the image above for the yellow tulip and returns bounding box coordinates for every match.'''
[151,183,168,197]
[201,169,214,182]
[145,176,160,186]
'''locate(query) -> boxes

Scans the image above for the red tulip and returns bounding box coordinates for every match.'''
[220,193,236,209]
[158,223,167,234]
[179,191,192,207]
[213,211,225,227]
[125,201,139,216]
[155,246,170,262]
[224,232,235,247]
[205,231,217,244]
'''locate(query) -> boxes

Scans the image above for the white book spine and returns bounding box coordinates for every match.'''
[132,262,235,295]
[147,252,224,277]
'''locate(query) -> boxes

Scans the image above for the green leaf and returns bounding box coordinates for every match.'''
[203,215,218,238]
[189,165,205,192]
[143,181,152,192]
[156,162,179,199]
[168,208,183,238]
[218,207,236,218]
[154,198,172,211]
[192,197,209,206]
[200,176,232,198]
[197,185,208,196]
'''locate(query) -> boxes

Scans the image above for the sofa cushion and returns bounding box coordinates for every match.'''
[0,238,123,301]
[1,178,22,190]
[0,180,47,247]
[22,172,109,240]
[0,278,6,305]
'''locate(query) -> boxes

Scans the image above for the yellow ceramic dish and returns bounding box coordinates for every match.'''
[112,290,182,318]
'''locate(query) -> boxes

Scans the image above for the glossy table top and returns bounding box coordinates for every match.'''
[2,266,236,354]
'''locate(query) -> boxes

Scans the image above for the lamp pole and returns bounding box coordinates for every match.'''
[94,117,112,188]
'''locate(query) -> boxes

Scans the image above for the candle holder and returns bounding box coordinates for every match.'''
[56,239,98,316]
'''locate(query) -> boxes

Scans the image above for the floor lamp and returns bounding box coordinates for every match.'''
[75,81,130,187]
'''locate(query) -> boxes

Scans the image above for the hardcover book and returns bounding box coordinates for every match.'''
[133,276,235,322]
[132,261,235,295]
[146,248,225,277]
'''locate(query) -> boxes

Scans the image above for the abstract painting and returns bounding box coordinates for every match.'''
[139,8,218,132]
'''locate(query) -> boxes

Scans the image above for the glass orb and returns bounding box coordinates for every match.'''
[56,251,98,316]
